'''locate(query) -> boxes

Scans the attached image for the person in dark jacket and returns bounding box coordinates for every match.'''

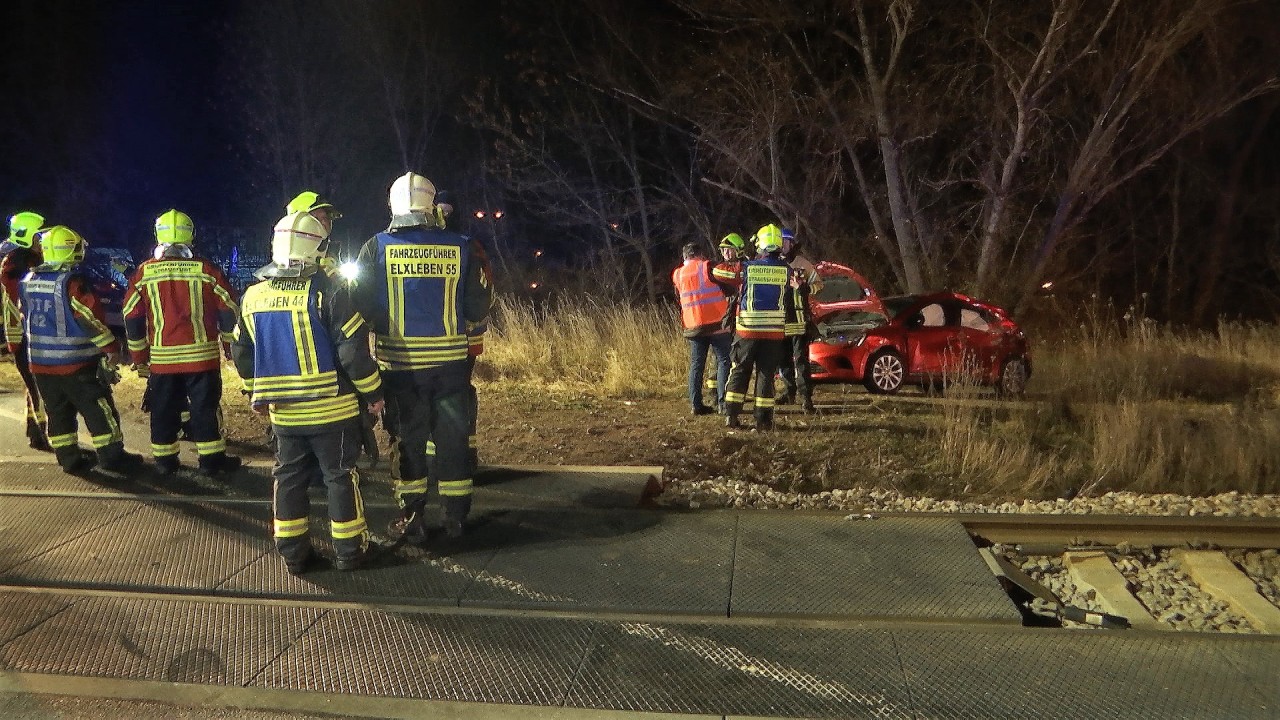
[17,226,143,474]
[232,212,384,574]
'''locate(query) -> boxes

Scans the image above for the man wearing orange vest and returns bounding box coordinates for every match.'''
[672,243,732,415]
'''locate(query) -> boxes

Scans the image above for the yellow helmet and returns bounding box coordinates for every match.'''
[755,223,784,253]
[155,209,194,246]
[286,191,341,219]
[389,172,436,216]
[7,211,46,249]
[271,212,330,268]
[40,225,87,266]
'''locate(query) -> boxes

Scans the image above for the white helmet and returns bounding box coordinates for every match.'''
[389,172,436,216]
[271,212,330,268]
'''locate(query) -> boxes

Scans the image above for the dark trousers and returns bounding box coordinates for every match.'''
[687,332,732,411]
[272,420,368,564]
[778,332,812,401]
[35,364,126,469]
[383,362,473,521]
[724,337,786,423]
[147,370,226,467]
[14,343,48,443]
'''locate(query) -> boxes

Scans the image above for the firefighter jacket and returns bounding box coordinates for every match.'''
[231,268,382,432]
[2,246,42,347]
[123,251,239,374]
[784,272,812,337]
[466,237,494,358]
[353,220,492,372]
[672,258,730,338]
[731,254,793,340]
[18,268,119,373]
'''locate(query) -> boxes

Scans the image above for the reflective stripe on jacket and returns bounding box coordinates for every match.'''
[672,259,729,337]
[735,256,790,340]
[21,270,114,367]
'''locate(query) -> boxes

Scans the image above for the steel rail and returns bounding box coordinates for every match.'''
[954,513,1280,549]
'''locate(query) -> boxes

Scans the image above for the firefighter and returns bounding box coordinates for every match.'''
[17,226,142,474]
[123,210,241,475]
[2,211,52,451]
[353,172,492,545]
[673,242,731,415]
[722,223,793,431]
[776,227,820,413]
[231,212,383,574]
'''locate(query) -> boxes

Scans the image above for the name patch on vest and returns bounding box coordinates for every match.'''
[385,244,460,278]
[747,265,789,285]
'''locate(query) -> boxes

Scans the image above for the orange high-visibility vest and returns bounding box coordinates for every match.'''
[672,259,729,334]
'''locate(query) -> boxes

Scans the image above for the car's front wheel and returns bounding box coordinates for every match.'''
[996,357,1029,398]
[864,350,905,394]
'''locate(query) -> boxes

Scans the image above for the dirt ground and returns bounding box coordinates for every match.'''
[0,360,975,500]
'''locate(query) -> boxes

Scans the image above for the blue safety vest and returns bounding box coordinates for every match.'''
[735,256,789,338]
[20,270,105,366]
[365,227,471,370]
[239,275,340,405]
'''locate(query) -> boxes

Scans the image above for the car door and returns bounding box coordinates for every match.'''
[957,304,1002,380]
[903,302,953,376]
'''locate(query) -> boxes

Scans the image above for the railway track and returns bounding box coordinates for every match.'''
[958,513,1280,634]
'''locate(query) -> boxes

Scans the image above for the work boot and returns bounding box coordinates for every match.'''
[724,414,742,428]
[98,445,145,474]
[282,547,314,576]
[198,452,242,477]
[753,409,775,432]
[59,448,97,476]
[334,542,376,572]
[387,503,429,547]
[691,405,715,416]
[154,455,181,476]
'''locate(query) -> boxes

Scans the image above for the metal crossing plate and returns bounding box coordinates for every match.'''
[0,496,142,574]
[0,592,73,645]
[730,514,1021,622]
[460,509,735,614]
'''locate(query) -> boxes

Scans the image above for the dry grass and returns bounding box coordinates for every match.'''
[487,295,1280,499]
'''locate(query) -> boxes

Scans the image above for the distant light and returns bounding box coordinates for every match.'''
[530,282,539,289]
[609,222,619,230]
[493,210,504,219]
[534,250,543,258]
[1041,281,1054,290]
[339,261,360,281]
[474,210,486,219]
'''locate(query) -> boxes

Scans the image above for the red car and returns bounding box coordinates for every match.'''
[808,286,1031,397]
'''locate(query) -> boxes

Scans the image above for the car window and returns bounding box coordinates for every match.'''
[960,307,991,331]
[920,303,945,327]
[813,274,867,303]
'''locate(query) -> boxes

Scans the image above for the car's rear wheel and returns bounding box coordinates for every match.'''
[996,357,1029,398]
[864,350,905,394]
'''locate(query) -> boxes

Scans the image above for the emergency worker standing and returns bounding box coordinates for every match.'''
[17,226,142,474]
[232,213,383,573]
[123,210,241,475]
[777,228,820,413]
[2,211,52,450]
[352,172,492,544]
[673,242,731,415]
[722,224,793,431]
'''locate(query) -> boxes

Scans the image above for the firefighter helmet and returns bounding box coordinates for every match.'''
[39,225,87,266]
[271,212,330,268]
[781,227,795,243]
[7,211,46,249]
[755,223,784,253]
[389,172,436,216]
[718,232,745,252]
[155,209,195,246]
[286,191,342,219]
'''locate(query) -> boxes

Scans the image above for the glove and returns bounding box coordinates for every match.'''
[133,363,150,379]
